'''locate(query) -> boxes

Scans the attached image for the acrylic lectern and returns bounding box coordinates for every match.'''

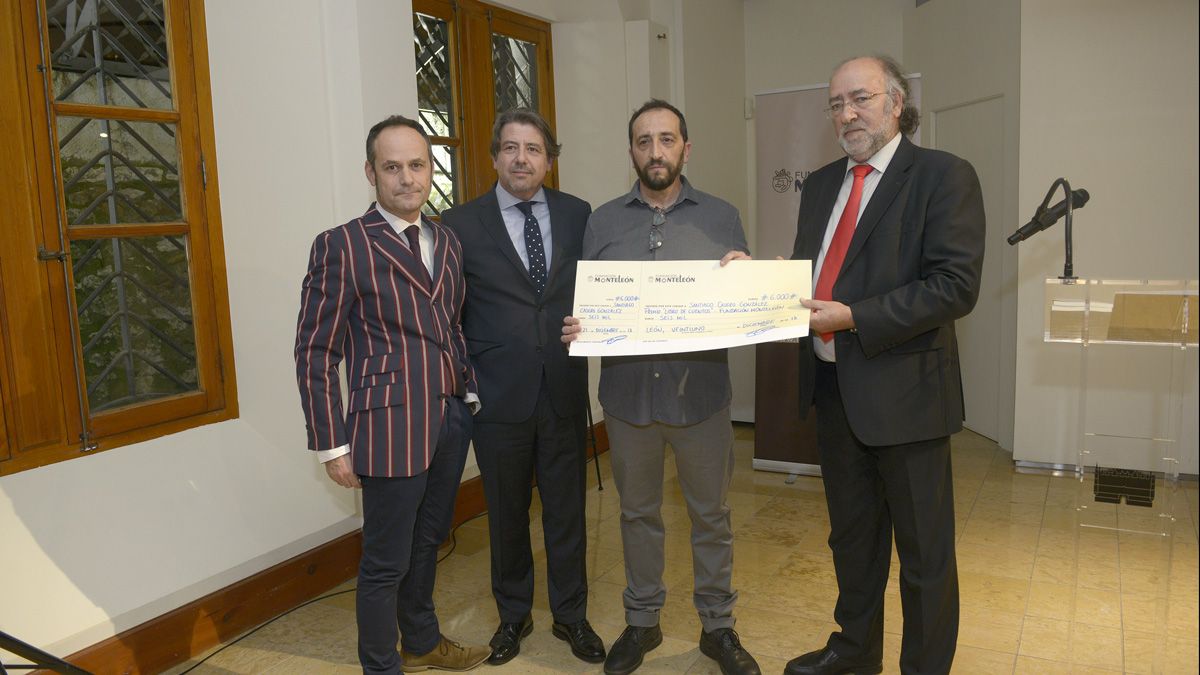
[1044,278,1196,673]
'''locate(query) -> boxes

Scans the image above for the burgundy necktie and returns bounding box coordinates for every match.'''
[403,224,433,289]
[814,163,873,342]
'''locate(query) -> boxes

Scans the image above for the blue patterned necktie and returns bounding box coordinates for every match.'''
[515,201,547,294]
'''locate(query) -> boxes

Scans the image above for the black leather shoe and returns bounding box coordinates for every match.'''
[699,628,761,675]
[487,615,533,665]
[784,647,883,675]
[603,624,662,675]
[552,618,606,663]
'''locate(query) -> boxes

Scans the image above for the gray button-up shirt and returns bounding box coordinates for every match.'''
[583,176,749,426]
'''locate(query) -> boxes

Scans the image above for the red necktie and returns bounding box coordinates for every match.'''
[814,163,873,342]
[403,224,433,289]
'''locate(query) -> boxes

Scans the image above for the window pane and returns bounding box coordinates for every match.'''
[58,116,182,225]
[45,0,172,110]
[424,143,458,217]
[492,34,538,113]
[71,235,198,412]
[414,12,454,137]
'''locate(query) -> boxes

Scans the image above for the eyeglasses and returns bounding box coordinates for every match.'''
[824,92,887,118]
[649,209,665,251]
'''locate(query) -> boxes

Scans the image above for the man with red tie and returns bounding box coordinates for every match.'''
[785,56,985,675]
[295,115,489,674]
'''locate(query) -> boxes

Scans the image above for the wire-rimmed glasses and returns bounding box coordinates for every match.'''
[824,91,886,118]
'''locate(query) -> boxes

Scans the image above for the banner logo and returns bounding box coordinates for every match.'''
[772,168,793,193]
[770,168,812,194]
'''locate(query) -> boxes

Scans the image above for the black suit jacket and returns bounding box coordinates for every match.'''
[442,186,591,423]
[792,136,985,447]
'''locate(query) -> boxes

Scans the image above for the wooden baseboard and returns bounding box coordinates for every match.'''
[63,530,363,675]
[58,421,608,675]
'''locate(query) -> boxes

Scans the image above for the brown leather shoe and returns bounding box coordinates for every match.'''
[400,635,490,672]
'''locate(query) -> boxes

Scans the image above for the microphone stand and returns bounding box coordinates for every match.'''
[1035,177,1078,281]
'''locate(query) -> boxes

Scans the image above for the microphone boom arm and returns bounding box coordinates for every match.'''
[1024,177,1079,281]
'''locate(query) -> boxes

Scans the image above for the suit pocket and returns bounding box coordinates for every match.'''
[359,352,405,387]
[348,383,406,412]
[466,339,503,357]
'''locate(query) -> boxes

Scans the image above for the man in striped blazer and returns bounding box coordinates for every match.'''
[295,115,488,674]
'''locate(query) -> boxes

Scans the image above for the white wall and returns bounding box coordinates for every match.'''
[903,0,1021,450]
[1014,0,1200,471]
[0,0,415,657]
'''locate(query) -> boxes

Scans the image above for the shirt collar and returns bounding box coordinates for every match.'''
[624,174,699,209]
[495,183,546,211]
[374,203,422,232]
[847,131,902,177]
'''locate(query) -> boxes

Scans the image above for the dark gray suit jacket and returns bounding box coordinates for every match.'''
[442,186,590,423]
[792,136,985,446]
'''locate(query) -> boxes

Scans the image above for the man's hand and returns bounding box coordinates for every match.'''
[324,454,361,488]
[561,315,582,344]
[801,298,855,335]
[719,250,752,266]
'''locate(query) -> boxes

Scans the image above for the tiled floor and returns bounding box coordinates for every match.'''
[170,427,1199,674]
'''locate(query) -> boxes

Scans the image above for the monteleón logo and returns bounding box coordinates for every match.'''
[587,274,634,283]
[648,274,696,283]
[771,168,812,194]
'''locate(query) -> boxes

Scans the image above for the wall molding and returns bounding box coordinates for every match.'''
[57,422,608,674]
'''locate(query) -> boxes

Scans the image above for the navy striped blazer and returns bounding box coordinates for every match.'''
[295,205,476,477]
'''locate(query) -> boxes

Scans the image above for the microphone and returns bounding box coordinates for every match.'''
[1007,188,1089,245]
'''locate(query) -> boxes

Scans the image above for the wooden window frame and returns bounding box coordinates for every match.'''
[0,0,237,476]
[413,0,557,208]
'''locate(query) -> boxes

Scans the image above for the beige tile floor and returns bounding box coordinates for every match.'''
[170,427,1199,674]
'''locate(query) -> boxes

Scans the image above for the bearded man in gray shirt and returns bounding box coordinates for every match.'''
[562,100,761,675]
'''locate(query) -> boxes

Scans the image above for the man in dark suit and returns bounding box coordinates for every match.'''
[784,56,985,675]
[295,115,489,675]
[441,109,604,666]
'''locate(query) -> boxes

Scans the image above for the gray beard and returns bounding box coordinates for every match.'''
[839,128,890,160]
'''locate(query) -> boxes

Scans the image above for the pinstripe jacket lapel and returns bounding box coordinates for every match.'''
[425,215,453,297]
[362,205,433,296]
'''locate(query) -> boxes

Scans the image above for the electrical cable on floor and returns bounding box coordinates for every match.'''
[178,418,609,672]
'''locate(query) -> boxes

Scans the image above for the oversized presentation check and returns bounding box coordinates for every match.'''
[569,259,810,356]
